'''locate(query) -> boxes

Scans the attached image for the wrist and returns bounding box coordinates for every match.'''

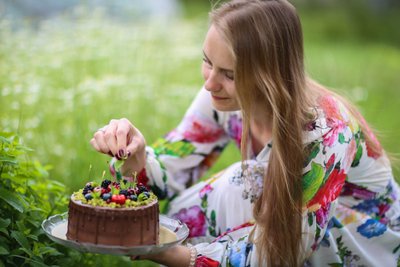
[121,153,147,178]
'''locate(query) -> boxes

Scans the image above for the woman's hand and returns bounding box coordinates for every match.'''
[90,118,147,175]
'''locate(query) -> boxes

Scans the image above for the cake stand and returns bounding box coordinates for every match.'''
[41,213,189,256]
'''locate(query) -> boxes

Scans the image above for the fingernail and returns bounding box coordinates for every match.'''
[118,149,125,158]
[115,154,121,160]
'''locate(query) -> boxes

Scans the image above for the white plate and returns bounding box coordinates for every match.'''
[42,213,189,256]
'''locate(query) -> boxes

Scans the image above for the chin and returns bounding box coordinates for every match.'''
[212,103,240,112]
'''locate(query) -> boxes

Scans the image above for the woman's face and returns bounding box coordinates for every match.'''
[202,25,240,111]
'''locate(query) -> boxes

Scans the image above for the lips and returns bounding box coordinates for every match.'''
[212,95,229,100]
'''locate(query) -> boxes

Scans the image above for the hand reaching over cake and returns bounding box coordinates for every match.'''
[66,177,159,247]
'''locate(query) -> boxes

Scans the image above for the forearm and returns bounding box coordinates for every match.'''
[141,245,192,267]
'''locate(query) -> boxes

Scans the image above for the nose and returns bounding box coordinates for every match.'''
[204,70,222,92]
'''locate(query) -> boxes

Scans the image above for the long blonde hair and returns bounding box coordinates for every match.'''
[211,1,383,266]
[211,1,311,265]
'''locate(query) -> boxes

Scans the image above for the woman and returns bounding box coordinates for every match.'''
[90,0,400,266]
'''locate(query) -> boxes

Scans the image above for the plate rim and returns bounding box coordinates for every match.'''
[41,212,189,255]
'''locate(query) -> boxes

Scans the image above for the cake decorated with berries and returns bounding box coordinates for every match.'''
[66,178,159,246]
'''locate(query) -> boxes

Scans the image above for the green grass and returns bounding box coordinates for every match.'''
[1,9,398,191]
[0,4,399,266]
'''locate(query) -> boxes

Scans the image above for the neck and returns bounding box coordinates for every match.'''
[250,115,272,154]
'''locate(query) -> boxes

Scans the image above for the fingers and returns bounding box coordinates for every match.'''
[104,119,119,156]
[116,118,134,158]
[90,118,142,159]
[92,129,110,155]
[125,130,146,158]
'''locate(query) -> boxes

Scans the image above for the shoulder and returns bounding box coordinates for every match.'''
[304,94,358,146]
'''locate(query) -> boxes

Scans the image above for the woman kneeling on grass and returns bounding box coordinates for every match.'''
[90,0,400,266]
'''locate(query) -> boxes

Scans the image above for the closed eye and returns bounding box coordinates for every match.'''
[224,71,234,80]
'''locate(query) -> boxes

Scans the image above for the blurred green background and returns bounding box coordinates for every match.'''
[0,0,399,265]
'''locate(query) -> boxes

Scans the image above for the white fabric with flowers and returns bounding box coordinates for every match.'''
[141,88,400,266]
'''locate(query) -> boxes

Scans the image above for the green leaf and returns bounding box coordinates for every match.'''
[10,231,30,251]
[210,210,216,225]
[92,190,101,199]
[302,162,325,204]
[0,156,17,165]
[338,133,346,144]
[114,159,125,171]
[27,235,38,241]
[111,186,120,195]
[0,135,11,144]
[351,145,363,167]
[38,246,62,256]
[0,229,8,236]
[152,138,196,157]
[0,246,9,255]
[304,141,320,166]
[201,195,208,209]
[393,243,400,254]
[308,213,313,226]
[0,219,10,229]
[116,171,122,182]
[120,179,129,190]
[25,219,41,228]
[0,188,25,213]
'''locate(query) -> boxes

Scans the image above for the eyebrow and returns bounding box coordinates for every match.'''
[202,50,234,73]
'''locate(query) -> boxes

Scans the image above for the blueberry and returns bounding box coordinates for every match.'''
[82,188,89,196]
[144,192,150,198]
[102,193,111,201]
[85,193,93,200]
[120,189,128,196]
[130,195,138,201]
[138,185,148,193]
[101,179,111,189]
[84,184,94,191]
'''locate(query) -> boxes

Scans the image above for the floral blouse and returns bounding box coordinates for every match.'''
[141,88,400,266]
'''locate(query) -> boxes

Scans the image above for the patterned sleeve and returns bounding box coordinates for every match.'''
[301,94,361,254]
[144,88,231,200]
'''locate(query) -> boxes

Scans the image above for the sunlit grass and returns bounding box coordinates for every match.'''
[1,6,399,195]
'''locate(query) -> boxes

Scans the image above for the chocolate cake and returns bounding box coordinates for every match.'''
[66,180,159,246]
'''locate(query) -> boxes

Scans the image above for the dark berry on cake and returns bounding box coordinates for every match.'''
[82,188,89,196]
[119,189,128,196]
[138,185,148,193]
[102,193,111,201]
[101,179,111,189]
